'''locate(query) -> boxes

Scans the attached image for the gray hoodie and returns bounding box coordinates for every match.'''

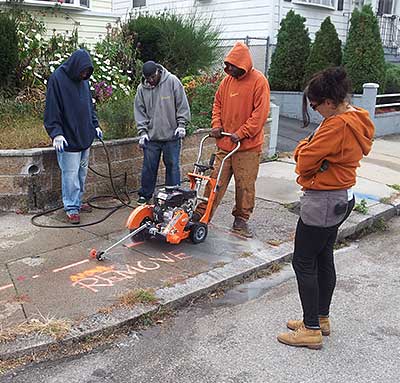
[134,65,191,141]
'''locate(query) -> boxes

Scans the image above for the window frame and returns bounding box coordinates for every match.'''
[0,0,91,11]
[377,0,395,15]
[292,0,336,11]
[132,0,146,8]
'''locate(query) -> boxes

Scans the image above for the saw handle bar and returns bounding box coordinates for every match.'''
[195,132,241,193]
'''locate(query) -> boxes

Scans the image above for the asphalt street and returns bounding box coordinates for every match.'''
[4,216,399,383]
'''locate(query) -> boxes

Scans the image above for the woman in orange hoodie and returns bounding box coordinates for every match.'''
[277,67,375,349]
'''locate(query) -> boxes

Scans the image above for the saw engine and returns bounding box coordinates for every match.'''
[153,186,197,227]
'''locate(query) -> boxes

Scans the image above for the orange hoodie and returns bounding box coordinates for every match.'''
[212,42,270,152]
[294,107,375,190]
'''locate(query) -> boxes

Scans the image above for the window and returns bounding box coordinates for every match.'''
[293,0,335,10]
[337,0,344,11]
[377,0,394,15]
[133,0,146,7]
[13,0,90,9]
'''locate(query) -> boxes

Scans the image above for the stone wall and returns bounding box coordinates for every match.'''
[0,127,271,212]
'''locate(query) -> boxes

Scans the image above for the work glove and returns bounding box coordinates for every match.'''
[209,127,223,138]
[96,127,103,140]
[53,135,68,153]
[139,133,149,148]
[174,127,186,139]
[230,133,240,143]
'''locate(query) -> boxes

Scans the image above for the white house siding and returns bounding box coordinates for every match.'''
[112,0,274,72]
[113,0,275,40]
[92,0,113,12]
[273,0,353,44]
[42,14,119,46]
[25,7,120,47]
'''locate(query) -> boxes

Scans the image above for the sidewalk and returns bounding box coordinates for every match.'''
[0,135,399,361]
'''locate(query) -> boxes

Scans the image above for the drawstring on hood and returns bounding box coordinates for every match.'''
[61,49,94,81]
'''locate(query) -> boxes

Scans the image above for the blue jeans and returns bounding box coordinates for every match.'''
[56,149,90,214]
[139,140,181,199]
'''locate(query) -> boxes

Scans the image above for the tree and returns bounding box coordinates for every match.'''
[0,13,18,89]
[268,10,311,91]
[343,5,386,93]
[304,17,342,83]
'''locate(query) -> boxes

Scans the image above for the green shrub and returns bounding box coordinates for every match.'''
[343,5,386,93]
[97,90,137,139]
[0,13,18,89]
[125,12,220,78]
[384,63,400,93]
[268,10,311,91]
[304,17,342,83]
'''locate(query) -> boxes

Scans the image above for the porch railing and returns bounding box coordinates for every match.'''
[378,14,400,49]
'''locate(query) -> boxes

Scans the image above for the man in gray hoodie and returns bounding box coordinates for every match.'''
[134,61,191,204]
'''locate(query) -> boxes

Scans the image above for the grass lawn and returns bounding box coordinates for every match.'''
[0,114,51,150]
[0,115,137,150]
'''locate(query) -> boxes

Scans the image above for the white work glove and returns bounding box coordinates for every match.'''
[53,135,68,153]
[175,127,186,139]
[139,133,149,148]
[95,127,103,140]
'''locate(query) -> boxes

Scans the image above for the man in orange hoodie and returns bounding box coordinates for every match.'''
[195,42,270,237]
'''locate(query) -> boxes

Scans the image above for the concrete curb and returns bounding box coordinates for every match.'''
[1,201,399,361]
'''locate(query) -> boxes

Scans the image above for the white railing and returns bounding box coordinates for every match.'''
[375,93,400,109]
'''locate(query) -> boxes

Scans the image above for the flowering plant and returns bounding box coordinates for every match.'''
[182,72,224,133]
[93,81,113,103]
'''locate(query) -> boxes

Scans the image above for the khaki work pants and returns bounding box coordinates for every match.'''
[197,149,261,221]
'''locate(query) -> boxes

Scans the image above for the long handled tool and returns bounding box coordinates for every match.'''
[89,222,150,261]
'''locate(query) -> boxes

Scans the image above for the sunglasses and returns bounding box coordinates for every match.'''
[309,102,320,111]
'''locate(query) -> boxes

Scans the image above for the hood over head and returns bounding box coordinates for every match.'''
[224,42,253,76]
[61,49,94,81]
[341,108,375,156]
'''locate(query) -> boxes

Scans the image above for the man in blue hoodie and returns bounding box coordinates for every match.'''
[44,49,102,224]
[134,61,191,204]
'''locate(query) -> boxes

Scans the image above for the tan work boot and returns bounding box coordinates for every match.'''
[232,217,253,238]
[277,325,323,350]
[287,317,330,336]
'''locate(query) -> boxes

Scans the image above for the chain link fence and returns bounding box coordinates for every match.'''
[215,36,270,75]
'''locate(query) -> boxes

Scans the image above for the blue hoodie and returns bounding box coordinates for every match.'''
[44,49,99,152]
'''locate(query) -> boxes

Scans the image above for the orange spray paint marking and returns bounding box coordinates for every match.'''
[17,276,26,282]
[70,266,114,283]
[53,259,89,273]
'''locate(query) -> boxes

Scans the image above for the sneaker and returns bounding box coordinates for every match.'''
[66,213,80,225]
[137,196,149,205]
[80,203,93,213]
[277,324,323,350]
[287,317,330,336]
[232,217,253,238]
